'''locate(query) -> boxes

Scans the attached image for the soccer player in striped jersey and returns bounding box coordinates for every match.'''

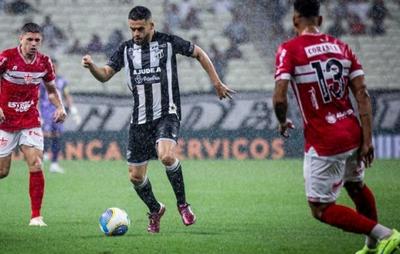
[82,6,235,233]
[273,1,400,253]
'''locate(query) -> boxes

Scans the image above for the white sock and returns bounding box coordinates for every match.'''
[369,224,392,240]
[165,159,180,171]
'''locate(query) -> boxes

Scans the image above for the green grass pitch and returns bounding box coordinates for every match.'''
[0,159,399,254]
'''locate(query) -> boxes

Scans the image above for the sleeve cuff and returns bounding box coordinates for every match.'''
[275,73,291,81]
[349,69,364,80]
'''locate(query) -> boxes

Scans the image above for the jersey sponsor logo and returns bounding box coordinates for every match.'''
[133,67,162,75]
[142,75,161,83]
[325,109,354,124]
[305,43,342,58]
[8,100,34,112]
[0,137,8,147]
[135,75,143,84]
[24,73,33,84]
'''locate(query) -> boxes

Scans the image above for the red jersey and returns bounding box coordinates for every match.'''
[275,33,363,156]
[0,46,55,132]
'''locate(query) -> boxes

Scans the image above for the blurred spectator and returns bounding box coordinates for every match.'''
[5,0,39,15]
[67,39,85,55]
[41,15,66,50]
[347,0,369,24]
[179,0,193,21]
[181,7,202,30]
[211,0,232,15]
[86,34,103,53]
[209,43,227,82]
[225,41,242,60]
[191,35,200,46]
[223,10,249,45]
[104,29,125,58]
[118,0,133,3]
[348,14,366,35]
[327,17,346,38]
[369,0,389,36]
[329,0,348,22]
[0,0,5,14]
[165,3,181,32]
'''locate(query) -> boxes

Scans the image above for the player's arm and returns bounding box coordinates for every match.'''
[44,80,67,123]
[0,53,7,124]
[349,75,374,167]
[273,79,294,138]
[81,54,116,83]
[0,108,5,124]
[192,45,236,100]
[63,88,81,125]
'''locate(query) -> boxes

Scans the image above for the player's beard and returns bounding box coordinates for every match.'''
[134,33,151,46]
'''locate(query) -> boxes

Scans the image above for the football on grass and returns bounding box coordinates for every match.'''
[99,207,130,236]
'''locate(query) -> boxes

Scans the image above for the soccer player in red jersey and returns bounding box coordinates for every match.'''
[273,1,400,253]
[0,23,67,226]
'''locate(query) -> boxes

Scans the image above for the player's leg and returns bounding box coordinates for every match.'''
[49,124,64,173]
[156,114,196,226]
[129,162,162,214]
[344,152,400,254]
[304,148,389,239]
[42,118,52,162]
[0,154,12,179]
[127,122,164,233]
[19,128,47,226]
[305,148,400,253]
[0,129,19,179]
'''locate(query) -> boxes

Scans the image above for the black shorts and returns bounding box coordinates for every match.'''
[127,114,180,164]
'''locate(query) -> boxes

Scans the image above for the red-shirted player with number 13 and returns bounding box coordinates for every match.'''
[0,23,66,226]
[273,1,400,253]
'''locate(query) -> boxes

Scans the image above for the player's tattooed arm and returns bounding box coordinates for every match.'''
[273,79,289,124]
[350,75,374,167]
[273,79,294,138]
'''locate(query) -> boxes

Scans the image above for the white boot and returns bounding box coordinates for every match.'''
[49,162,64,174]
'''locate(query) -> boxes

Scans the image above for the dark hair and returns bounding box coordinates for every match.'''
[128,6,152,21]
[294,0,320,18]
[20,22,42,34]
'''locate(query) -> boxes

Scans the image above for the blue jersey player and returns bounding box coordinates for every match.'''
[39,59,80,173]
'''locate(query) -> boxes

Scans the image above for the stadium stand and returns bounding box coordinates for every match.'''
[0,0,399,94]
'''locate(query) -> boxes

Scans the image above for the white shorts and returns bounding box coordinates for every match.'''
[304,147,365,203]
[0,127,44,157]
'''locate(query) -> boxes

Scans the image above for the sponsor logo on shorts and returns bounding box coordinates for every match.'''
[28,130,42,137]
[332,180,343,192]
[0,137,8,147]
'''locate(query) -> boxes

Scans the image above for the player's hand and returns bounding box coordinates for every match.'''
[278,119,295,138]
[81,55,93,68]
[214,82,236,100]
[70,105,82,125]
[358,142,374,168]
[0,107,5,124]
[53,106,67,123]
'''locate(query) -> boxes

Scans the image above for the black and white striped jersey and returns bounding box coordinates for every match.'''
[107,31,195,125]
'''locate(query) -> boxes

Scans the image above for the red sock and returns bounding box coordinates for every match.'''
[29,171,45,218]
[348,185,378,222]
[320,204,377,234]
